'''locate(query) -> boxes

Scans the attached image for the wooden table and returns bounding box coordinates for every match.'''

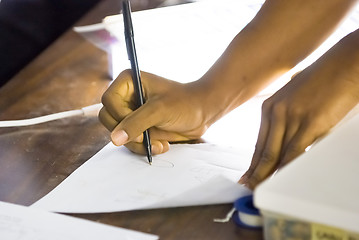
[0,0,263,239]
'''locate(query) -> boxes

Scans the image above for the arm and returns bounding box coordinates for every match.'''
[196,0,357,124]
[99,0,357,155]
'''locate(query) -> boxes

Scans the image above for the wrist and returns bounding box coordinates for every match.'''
[185,72,252,129]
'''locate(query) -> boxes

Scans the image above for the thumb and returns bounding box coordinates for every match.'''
[111,101,161,146]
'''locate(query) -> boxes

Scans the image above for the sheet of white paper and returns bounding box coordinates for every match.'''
[0,201,158,240]
[103,0,263,82]
[32,143,252,213]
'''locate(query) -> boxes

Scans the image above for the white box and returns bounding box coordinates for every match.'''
[254,111,359,239]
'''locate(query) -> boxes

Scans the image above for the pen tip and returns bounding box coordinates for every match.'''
[147,154,152,165]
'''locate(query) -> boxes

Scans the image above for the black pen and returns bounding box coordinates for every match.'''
[122,0,152,165]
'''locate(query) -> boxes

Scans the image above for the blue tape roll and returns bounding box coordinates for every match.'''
[233,195,262,229]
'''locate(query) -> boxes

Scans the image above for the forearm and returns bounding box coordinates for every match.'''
[192,0,357,125]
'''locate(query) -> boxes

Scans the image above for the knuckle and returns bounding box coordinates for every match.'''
[286,145,302,155]
[262,99,286,117]
[287,107,301,117]
[98,108,106,122]
[260,150,277,164]
[271,102,286,116]
[98,108,117,131]
[284,144,305,159]
[119,69,132,79]
[261,99,272,113]
[101,91,111,106]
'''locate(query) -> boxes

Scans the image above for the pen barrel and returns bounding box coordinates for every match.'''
[122,0,152,164]
[125,36,145,108]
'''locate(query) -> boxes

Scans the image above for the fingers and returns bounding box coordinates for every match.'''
[243,114,319,189]
[100,100,175,155]
[101,70,135,121]
[102,104,178,155]
[98,107,118,131]
[280,123,318,167]
[125,140,170,155]
[99,70,135,132]
[99,70,169,147]
[110,95,194,146]
[239,105,271,184]
[99,69,204,156]
[99,106,151,146]
[243,103,287,188]
[110,100,162,146]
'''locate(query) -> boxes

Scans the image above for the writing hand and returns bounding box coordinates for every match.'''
[99,70,211,155]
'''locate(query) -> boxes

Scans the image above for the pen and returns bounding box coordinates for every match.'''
[122,0,152,165]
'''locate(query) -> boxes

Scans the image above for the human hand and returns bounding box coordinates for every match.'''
[99,70,212,155]
[240,33,359,189]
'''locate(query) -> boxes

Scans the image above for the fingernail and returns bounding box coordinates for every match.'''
[151,144,159,155]
[111,129,129,146]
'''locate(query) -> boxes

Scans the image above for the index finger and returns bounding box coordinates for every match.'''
[246,104,286,189]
